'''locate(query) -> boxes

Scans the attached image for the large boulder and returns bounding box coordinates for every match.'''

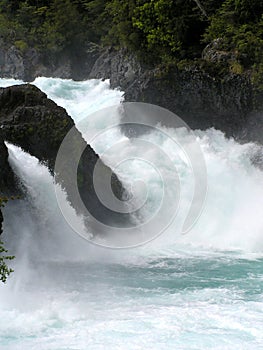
[0,84,126,235]
[0,84,76,168]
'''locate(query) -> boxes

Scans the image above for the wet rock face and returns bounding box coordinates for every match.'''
[0,135,17,196]
[125,68,253,138]
[90,48,262,143]
[1,41,261,144]
[90,47,143,91]
[0,136,14,235]
[0,42,101,82]
[0,84,75,168]
[0,135,18,236]
[0,84,126,234]
[0,45,25,80]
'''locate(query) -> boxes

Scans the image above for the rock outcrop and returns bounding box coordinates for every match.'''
[0,41,101,82]
[0,84,126,235]
[89,48,263,144]
[1,41,262,144]
[0,135,17,195]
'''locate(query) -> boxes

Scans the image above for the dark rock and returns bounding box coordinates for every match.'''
[90,48,142,90]
[0,44,25,80]
[2,41,261,144]
[90,48,262,143]
[0,84,127,235]
[0,208,3,235]
[240,112,263,144]
[0,135,17,196]
[0,134,19,236]
[0,42,102,82]
[126,68,252,138]
[0,84,75,167]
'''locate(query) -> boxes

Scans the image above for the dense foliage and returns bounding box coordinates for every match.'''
[0,0,262,72]
[104,0,222,62]
[204,1,263,64]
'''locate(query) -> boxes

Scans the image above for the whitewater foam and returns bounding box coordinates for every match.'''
[0,77,262,350]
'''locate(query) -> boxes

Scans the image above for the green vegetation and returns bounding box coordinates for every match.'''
[0,0,262,75]
[104,0,219,63]
[203,1,263,66]
[0,198,14,283]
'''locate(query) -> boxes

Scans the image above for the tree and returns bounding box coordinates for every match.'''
[45,0,85,51]
[105,0,213,62]
[77,0,110,41]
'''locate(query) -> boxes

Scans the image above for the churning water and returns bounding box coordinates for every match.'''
[0,77,262,349]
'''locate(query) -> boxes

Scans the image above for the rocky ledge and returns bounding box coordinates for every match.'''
[0,84,126,235]
[0,43,262,144]
[90,48,263,144]
[0,41,101,82]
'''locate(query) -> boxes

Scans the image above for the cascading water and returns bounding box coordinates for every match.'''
[0,77,262,349]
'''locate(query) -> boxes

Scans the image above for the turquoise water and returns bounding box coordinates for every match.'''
[0,78,262,349]
[0,254,262,349]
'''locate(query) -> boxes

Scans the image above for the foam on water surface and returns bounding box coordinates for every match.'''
[0,77,262,349]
